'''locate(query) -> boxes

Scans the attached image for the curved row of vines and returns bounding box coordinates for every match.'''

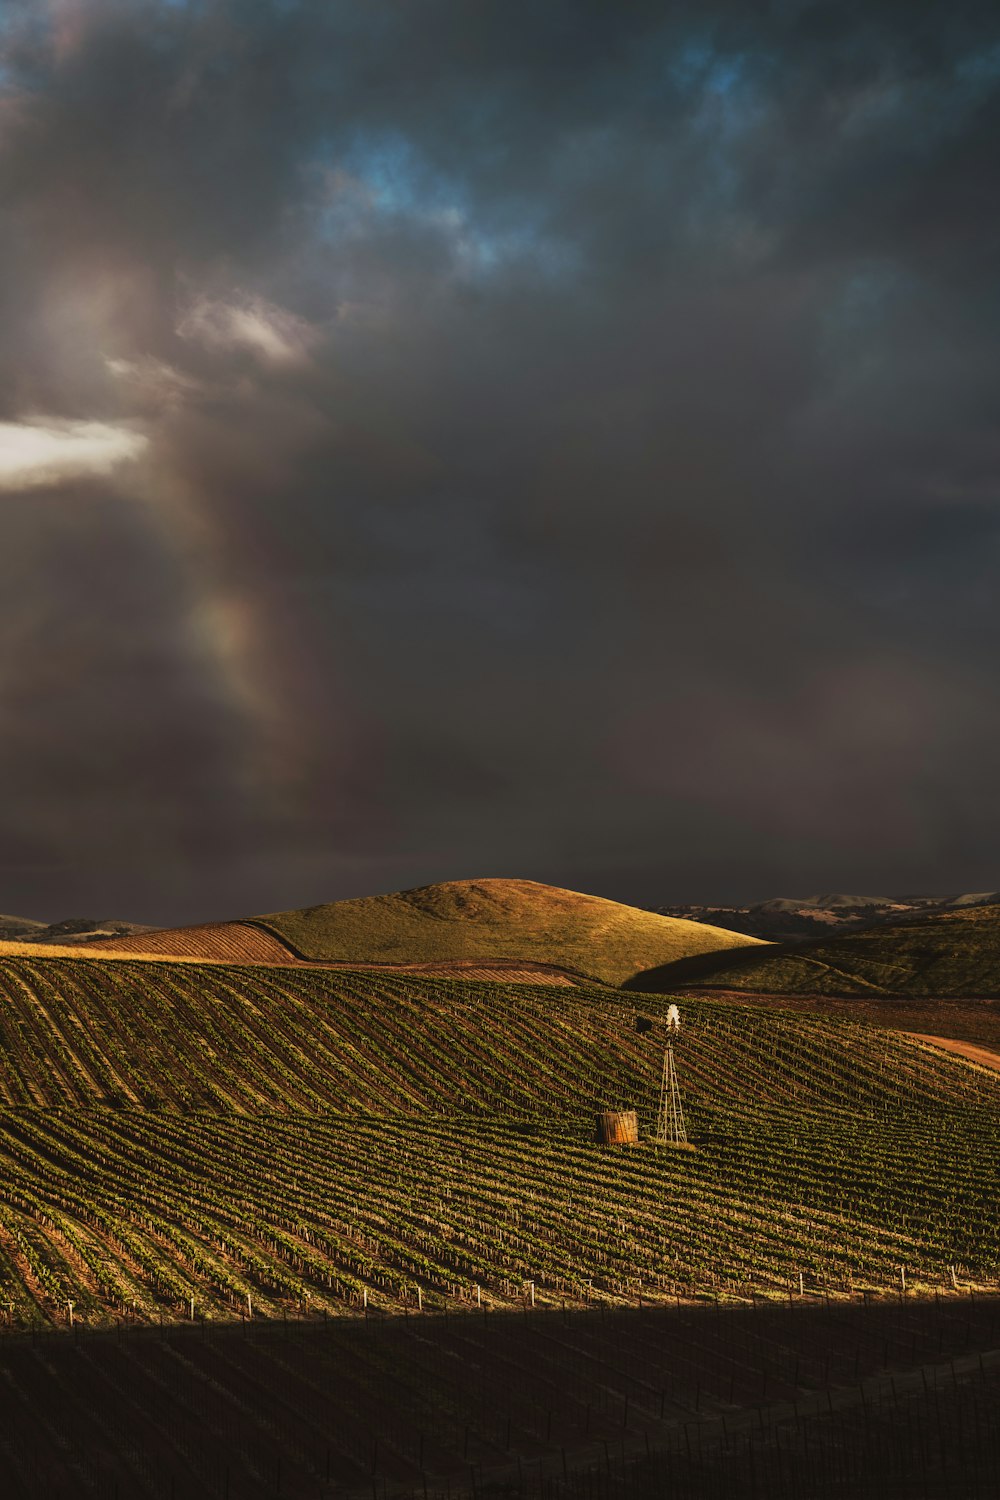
[0,1103,996,1326]
[0,956,995,1326]
[0,957,993,1117]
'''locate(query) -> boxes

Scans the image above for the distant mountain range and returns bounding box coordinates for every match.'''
[0,915,158,945]
[654,892,1000,943]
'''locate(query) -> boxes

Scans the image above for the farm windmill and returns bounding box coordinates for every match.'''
[636,1004,688,1146]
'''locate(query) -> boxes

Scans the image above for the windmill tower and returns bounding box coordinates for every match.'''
[653,1004,688,1146]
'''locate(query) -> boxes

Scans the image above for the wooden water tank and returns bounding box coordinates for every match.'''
[595,1110,639,1146]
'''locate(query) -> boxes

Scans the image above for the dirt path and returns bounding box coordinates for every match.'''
[904,1032,1000,1072]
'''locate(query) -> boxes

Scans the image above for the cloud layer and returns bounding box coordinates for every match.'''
[1,0,999,921]
[0,419,146,489]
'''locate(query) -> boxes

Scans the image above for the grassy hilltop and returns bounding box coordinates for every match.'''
[665,902,1000,998]
[254,877,765,985]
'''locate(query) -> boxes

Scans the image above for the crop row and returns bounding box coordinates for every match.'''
[0,958,995,1119]
[0,1105,995,1326]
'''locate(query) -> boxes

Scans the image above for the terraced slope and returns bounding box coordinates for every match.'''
[0,954,997,1328]
[256,877,766,986]
[668,903,1000,998]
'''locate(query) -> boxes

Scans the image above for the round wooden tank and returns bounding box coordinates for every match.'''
[595,1110,639,1146]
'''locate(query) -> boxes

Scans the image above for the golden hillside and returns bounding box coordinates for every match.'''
[255,877,767,987]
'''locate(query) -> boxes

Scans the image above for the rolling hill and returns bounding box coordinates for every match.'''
[251,877,766,985]
[658,902,1000,999]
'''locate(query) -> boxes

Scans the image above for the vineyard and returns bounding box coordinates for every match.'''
[0,949,998,1494]
[0,1102,999,1330]
[679,988,1000,1053]
[0,955,993,1117]
[0,956,996,1327]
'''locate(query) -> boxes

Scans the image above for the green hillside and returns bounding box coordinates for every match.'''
[668,903,1000,998]
[0,951,997,1330]
[253,877,766,985]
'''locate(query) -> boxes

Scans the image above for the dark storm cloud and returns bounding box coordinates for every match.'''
[1,0,999,921]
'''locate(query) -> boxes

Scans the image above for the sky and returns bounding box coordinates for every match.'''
[1,0,1000,923]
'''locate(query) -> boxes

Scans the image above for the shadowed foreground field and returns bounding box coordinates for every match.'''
[1,1297,997,1499]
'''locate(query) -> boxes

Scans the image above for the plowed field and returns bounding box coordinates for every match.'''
[80,921,298,963]
[681,989,1000,1050]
